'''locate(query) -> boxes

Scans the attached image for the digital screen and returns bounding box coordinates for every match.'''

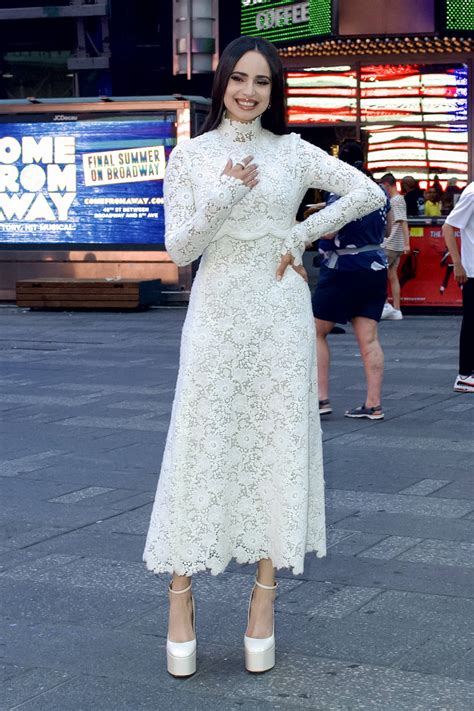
[338,0,435,36]
[446,0,474,30]
[286,67,357,123]
[0,114,177,246]
[240,0,332,43]
[364,124,468,182]
[360,64,468,123]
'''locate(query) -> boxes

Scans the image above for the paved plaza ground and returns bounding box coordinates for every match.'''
[0,304,473,710]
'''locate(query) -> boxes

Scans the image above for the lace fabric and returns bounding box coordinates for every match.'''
[163,115,385,267]
[143,116,385,577]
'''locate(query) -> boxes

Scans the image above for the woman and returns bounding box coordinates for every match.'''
[143,36,385,677]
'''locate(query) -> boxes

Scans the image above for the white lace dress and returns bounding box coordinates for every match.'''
[143,116,385,576]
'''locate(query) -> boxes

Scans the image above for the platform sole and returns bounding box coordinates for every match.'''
[167,649,196,677]
[245,643,275,673]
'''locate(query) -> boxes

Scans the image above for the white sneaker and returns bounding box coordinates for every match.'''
[453,374,474,393]
[381,303,395,320]
[384,308,403,321]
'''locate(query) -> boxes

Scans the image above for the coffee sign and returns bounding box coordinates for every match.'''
[241,0,332,43]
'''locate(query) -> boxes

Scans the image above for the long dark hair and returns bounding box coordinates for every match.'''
[338,139,373,179]
[199,36,287,136]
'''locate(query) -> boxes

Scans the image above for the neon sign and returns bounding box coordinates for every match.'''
[240,0,331,43]
[446,0,474,30]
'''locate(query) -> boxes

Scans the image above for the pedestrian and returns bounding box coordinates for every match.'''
[431,174,444,202]
[142,36,385,677]
[442,177,462,214]
[380,172,411,321]
[442,182,474,392]
[424,187,442,217]
[402,175,424,216]
[312,140,390,421]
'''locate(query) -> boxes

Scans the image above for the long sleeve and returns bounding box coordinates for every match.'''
[164,143,249,267]
[283,139,386,264]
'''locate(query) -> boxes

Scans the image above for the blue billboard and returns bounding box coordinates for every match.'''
[0,113,177,246]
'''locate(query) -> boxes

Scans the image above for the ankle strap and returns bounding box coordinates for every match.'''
[168,581,192,594]
[255,578,278,591]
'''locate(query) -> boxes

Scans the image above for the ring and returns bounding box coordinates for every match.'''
[235,161,246,169]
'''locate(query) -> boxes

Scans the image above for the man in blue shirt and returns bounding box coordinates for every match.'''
[312,140,391,420]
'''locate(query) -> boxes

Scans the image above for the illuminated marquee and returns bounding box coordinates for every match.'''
[240,0,332,43]
[446,0,474,31]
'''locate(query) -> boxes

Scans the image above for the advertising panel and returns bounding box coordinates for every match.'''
[0,113,177,247]
[446,0,474,31]
[398,226,463,308]
[360,64,468,123]
[240,0,332,43]
[286,67,357,123]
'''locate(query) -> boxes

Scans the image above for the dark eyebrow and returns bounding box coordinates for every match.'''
[231,71,271,80]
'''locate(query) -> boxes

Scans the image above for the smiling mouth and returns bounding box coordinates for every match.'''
[235,99,259,109]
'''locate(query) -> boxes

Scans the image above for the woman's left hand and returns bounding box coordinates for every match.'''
[276,253,308,282]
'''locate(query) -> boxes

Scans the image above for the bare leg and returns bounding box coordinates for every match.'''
[352,317,384,408]
[388,261,401,310]
[315,318,336,401]
[246,558,276,639]
[168,573,194,643]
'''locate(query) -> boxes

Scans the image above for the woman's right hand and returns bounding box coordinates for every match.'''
[222,155,259,189]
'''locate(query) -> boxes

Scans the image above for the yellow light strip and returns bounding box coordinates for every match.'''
[280,36,473,58]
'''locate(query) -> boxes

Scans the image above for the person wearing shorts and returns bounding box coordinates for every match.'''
[380,173,411,320]
[313,140,391,421]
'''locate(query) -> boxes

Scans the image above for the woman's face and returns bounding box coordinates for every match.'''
[223,50,272,123]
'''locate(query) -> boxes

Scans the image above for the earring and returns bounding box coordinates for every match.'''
[267,103,271,110]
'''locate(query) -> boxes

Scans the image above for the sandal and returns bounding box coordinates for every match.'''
[344,404,384,420]
[319,399,332,415]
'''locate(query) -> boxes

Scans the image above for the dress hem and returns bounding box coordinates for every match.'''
[143,545,327,578]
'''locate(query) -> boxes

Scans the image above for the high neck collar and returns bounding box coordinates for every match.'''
[217,114,263,143]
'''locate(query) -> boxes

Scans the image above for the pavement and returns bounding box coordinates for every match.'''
[0,303,473,711]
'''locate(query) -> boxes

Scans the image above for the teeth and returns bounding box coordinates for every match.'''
[237,100,257,107]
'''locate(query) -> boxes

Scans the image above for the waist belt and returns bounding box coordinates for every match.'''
[325,244,382,269]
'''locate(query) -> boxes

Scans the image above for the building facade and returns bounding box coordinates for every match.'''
[242,0,473,188]
[0,1,240,100]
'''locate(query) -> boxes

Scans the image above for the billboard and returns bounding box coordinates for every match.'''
[240,0,332,43]
[0,112,177,247]
[398,226,463,308]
